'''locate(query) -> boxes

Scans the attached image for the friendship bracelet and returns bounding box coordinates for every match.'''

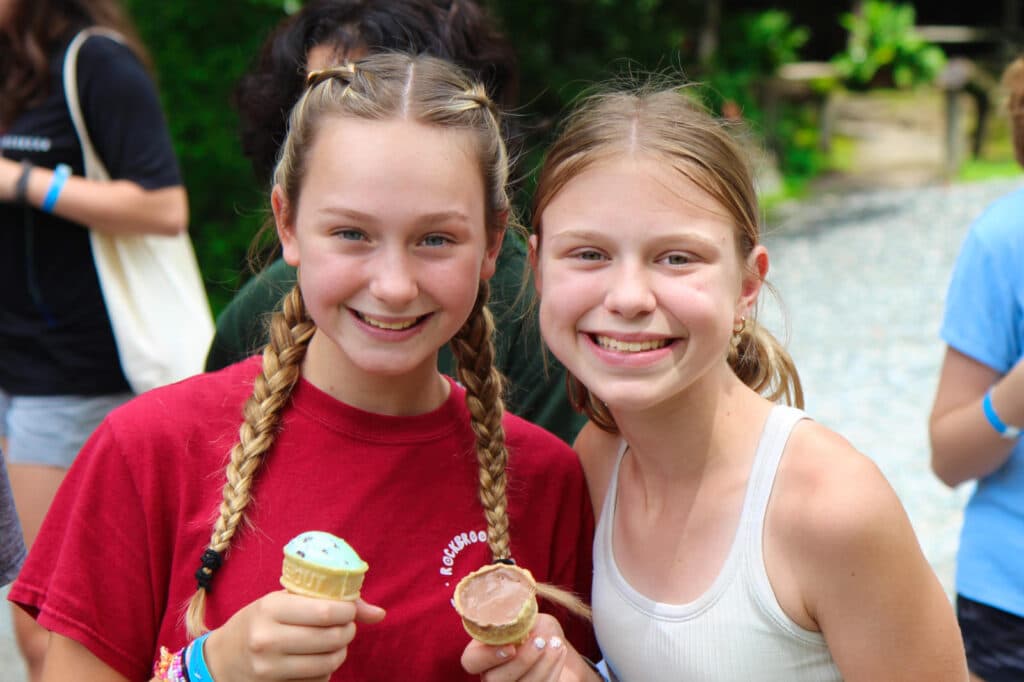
[153,646,187,682]
[185,631,215,682]
[41,163,71,213]
[15,159,33,204]
[983,388,1021,440]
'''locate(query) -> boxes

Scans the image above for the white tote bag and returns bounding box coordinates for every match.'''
[63,29,214,394]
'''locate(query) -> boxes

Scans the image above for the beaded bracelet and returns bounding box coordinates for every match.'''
[153,645,187,682]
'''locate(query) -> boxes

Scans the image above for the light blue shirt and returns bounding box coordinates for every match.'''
[941,186,1024,616]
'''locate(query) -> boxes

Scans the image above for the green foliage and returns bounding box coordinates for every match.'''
[123,1,287,312]
[702,11,818,179]
[121,1,835,314]
[831,1,946,90]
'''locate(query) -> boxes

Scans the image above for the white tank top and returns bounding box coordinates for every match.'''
[592,405,843,681]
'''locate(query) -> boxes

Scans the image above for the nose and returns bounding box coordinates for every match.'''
[368,247,419,306]
[604,261,656,319]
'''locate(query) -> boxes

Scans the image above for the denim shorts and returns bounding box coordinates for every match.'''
[958,594,1024,682]
[0,389,133,468]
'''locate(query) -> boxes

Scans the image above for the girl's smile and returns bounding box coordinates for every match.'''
[535,154,757,412]
[274,116,500,410]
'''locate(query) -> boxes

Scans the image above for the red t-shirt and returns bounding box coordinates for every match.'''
[10,358,596,680]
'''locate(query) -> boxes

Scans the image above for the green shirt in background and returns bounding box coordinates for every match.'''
[204,234,586,444]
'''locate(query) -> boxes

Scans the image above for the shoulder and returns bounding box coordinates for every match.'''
[502,411,583,478]
[107,358,261,441]
[503,411,576,459]
[773,420,900,541]
[968,187,1024,248]
[74,32,152,98]
[770,420,915,587]
[76,32,143,75]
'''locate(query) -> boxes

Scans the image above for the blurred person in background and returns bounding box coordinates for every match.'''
[930,55,1024,682]
[0,0,187,679]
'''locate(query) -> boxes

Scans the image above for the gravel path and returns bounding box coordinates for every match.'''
[762,177,1024,597]
[1,177,1021,680]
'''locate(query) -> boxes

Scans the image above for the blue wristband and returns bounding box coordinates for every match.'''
[41,163,70,213]
[185,632,214,682]
[983,389,1021,440]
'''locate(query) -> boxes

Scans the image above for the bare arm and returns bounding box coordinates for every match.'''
[42,633,131,682]
[789,432,968,681]
[0,156,187,236]
[929,347,1024,487]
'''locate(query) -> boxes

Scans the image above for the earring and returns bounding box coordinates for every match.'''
[732,316,747,337]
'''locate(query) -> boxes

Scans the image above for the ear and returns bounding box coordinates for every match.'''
[528,234,541,295]
[480,211,508,281]
[737,245,768,318]
[272,185,300,267]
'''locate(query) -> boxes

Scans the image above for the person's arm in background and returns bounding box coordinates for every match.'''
[931,351,1024,486]
[205,258,296,371]
[929,197,1024,487]
[0,35,186,236]
[0,158,187,236]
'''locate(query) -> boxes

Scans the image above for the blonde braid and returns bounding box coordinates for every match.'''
[185,285,316,636]
[451,283,591,619]
[450,282,511,561]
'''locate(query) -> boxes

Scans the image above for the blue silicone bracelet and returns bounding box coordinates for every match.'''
[41,163,70,213]
[983,389,1021,440]
[185,632,214,682]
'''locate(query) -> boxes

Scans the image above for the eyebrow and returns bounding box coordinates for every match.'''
[547,227,722,251]
[317,205,473,224]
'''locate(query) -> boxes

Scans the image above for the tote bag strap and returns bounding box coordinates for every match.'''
[63,28,124,182]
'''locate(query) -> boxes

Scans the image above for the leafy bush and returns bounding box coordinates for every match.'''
[831,1,946,90]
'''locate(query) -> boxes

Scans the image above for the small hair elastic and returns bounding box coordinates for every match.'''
[194,548,224,592]
[492,557,516,566]
[185,632,214,682]
[41,163,71,213]
[15,159,33,204]
[982,388,1021,440]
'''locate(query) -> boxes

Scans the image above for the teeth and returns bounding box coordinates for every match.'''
[360,314,418,330]
[595,336,667,352]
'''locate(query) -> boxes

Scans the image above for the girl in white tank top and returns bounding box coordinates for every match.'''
[461,83,968,681]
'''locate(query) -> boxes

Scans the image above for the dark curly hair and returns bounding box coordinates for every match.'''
[234,0,520,183]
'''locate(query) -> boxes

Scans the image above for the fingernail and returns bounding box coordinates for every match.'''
[533,636,547,650]
[549,636,563,650]
[496,648,510,659]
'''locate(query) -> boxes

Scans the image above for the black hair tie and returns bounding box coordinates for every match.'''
[194,548,224,592]
[492,557,516,566]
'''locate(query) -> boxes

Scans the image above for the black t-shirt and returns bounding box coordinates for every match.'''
[0,32,182,395]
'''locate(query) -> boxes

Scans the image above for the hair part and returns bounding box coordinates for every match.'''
[0,0,150,127]
[533,82,804,433]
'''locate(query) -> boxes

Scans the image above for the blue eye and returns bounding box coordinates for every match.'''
[337,229,365,241]
[422,234,451,247]
[663,253,693,266]
[576,249,605,261]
